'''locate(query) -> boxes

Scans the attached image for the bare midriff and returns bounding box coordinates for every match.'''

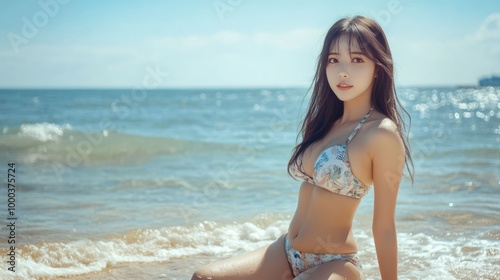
[287,181,361,254]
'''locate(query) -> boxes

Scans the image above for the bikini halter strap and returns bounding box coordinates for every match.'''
[346,107,374,144]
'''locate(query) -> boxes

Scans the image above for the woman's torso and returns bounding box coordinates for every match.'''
[288,109,379,254]
[288,181,361,254]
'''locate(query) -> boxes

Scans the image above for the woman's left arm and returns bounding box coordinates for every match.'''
[370,123,405,280]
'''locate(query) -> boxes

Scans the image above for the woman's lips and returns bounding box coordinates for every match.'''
[336,82,353,91]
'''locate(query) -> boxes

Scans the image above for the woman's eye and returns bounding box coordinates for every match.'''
[352,57,364,63]
[328,58,338,63]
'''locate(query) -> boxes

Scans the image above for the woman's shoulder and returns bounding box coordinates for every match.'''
[364,111,403,150]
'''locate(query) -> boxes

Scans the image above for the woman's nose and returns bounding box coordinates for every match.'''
[338,71,348,79]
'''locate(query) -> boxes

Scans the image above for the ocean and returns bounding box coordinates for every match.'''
[0,87,498,280]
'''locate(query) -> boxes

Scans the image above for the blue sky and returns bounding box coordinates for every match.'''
[0,0,499,88]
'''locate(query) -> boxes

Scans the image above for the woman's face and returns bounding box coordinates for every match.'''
[326,35,376,102]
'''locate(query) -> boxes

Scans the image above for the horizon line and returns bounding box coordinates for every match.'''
[0,84,483,90]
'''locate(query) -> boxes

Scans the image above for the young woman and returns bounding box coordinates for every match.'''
[192,15,413,280]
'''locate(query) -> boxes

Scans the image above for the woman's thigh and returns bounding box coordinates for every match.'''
[293,260,361,280]
[192,233,293,280]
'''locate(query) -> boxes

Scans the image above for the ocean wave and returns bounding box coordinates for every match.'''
[18,122,72,142]
[1,212,499,279]
[0,213,289,279]
[0,123,235,166]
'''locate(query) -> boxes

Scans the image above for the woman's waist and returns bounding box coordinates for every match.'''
[288,225,358,254]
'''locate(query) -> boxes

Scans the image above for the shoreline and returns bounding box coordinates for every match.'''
[51,255,221,280]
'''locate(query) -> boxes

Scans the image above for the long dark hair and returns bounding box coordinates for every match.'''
[287,15,414,183]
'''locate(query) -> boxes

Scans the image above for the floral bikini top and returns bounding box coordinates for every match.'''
[291,108,373,199]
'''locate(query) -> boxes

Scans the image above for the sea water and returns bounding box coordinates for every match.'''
[0,87,498,279]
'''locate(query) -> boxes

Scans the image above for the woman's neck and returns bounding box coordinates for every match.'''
[340,97,372,124]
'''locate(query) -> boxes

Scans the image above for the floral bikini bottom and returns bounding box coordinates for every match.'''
[284,234,362,277]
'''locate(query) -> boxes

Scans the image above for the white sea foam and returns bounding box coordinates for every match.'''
[355,230,500,280]
[1,214,498,279]
[18,122,72,142]
[0,215,289,279]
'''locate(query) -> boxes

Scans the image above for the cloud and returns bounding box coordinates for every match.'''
[393,13,500,87]
[253,28,325,50]
[467,13,500,41]
[0,28,325,87]
[146,28,324,52]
